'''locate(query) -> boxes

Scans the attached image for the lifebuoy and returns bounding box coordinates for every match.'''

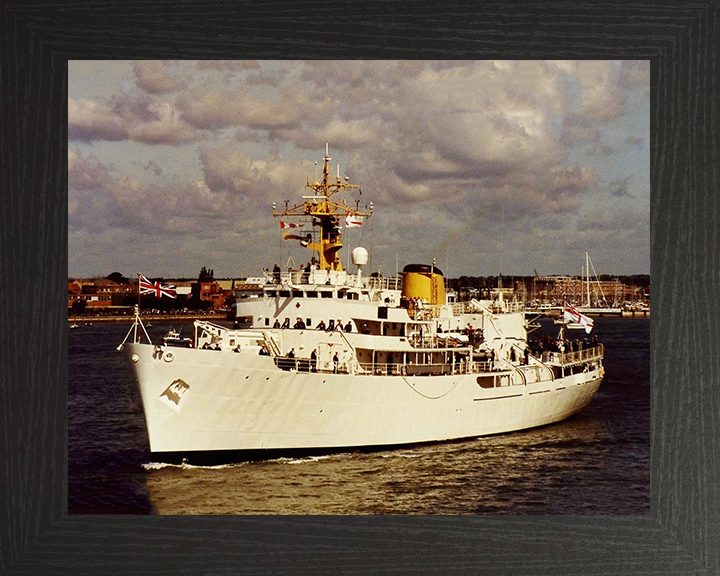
[164,351,174,362]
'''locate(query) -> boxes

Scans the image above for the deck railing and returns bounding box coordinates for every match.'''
[540,344,604,366]
[265,270,403,290]
[366,276,402,290]
[450,300,526,315]
[272,357,498,376]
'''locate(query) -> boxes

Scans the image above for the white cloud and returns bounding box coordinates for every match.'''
[577,61,629,120]
[68,148,110,190]
[127,100,198,144]
[68,97,128,142]
[178,87,302,131]
[69,94,199,145]
[134,61,180,94]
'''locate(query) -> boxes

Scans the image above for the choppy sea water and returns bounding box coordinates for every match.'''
[68,317,650,515]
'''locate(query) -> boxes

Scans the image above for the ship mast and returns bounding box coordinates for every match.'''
[272,144,372,271]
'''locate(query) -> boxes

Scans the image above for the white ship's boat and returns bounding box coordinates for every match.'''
[162,328,193,348]
[120,146,605,460]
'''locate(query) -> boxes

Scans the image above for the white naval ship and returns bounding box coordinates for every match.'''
[121,146,605,461]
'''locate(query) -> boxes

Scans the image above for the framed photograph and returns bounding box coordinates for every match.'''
[3,1,717,573]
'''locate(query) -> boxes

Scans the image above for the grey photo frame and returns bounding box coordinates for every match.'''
[2,1,718,574]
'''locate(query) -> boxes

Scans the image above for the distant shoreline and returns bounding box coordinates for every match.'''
[68,310,648,324]
[68,313,229,324]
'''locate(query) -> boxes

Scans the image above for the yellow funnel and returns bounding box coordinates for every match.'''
[401,264,446,306]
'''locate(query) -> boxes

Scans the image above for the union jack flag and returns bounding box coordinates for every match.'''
[139,274,177,298]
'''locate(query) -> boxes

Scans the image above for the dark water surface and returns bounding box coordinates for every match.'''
[68,317,650,515]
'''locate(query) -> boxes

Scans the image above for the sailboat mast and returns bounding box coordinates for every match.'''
[499,207,504,291]
[585,252,590,307]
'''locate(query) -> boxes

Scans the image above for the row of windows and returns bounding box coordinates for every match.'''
[257,317,405,335]
[68,295,112,301]
[265,290,363,300]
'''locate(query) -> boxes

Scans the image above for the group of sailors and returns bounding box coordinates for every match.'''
[268,259,321,285]
[272,317,362,333]
[278,347,343,374]
[528,334,599,356]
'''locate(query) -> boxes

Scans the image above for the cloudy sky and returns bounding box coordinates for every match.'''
[68,60,649,280]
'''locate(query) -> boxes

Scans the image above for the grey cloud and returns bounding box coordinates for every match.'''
[69,93,199,145]
[68,97,128,142]
[69,149,241,237]
[201,146,256,194]
[609,176,634,198]
[177,88,302,131]
[134,61,180,94]
[68,149,112,190]
[141,160,164,177]
[560,114,601,145]
[578,208,644,231]
[195,60,257,72]
[576,62,631,121]
[625,136,644,150]
[618,60,650,90]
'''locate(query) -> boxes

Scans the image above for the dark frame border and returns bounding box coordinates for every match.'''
[2,1,718,574]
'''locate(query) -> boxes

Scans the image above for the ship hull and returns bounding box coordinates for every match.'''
[125,342,603,455]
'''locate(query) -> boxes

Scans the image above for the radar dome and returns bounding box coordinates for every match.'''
[352,247,369,266]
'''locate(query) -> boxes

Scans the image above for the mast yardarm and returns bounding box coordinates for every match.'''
[272,144,372,271]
